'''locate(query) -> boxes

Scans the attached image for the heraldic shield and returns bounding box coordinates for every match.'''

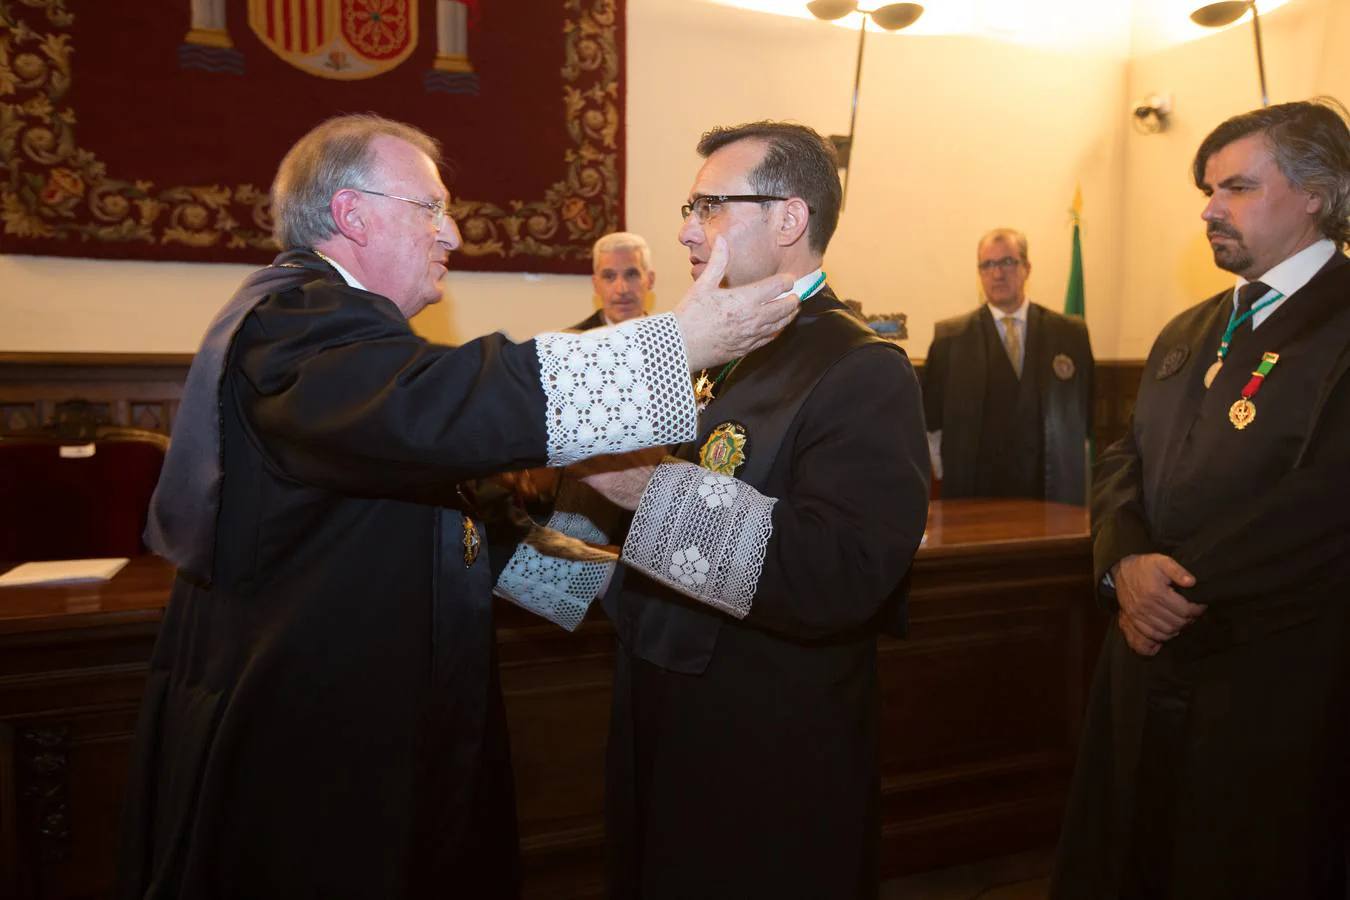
[248,0,419,80]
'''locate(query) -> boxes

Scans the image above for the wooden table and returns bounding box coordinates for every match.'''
[0,499,1100,899]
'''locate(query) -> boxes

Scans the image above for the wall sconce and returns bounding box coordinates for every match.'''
[1133,91,1173,135]
[1190,1,1268,107]
[806,1,925,204]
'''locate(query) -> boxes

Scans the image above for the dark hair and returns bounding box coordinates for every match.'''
[696,121,842,255]
[1192,97,1350,247]
[271,114,442,249]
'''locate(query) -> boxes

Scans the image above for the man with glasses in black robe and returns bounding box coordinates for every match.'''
[922,228,1094,504]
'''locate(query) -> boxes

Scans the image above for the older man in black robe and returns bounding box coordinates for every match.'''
[115,114,800,900]
[1052,99,1350,900]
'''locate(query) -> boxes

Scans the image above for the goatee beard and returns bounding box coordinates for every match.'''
[1212,242,1253,275]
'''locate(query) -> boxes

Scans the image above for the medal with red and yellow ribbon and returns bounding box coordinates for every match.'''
[1228,351,1279,430]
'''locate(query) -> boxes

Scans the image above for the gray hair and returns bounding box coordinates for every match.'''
[977,227,1029,263]
[1192,98,1350,247]
[271,114,442,250]
[592,231,652,271]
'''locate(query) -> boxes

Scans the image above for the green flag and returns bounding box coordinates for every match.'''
[1065,185,1085,318]
[1065,186,1093,477]
[1063,184,1096,477]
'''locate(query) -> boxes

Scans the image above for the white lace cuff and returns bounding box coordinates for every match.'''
[493,482,620,631]
[620,460,776,619]
[535,313,696,465]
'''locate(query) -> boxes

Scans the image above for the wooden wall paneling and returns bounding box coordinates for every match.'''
[497,607,613,900]
[0,622,160,900]
[877,542,1094,875]
[0,403,42,433]
[1,720,27,900]
[16,710,141,900]
[0,354,1146,450]
[1093,361,1144,455]
[0,354,192,437]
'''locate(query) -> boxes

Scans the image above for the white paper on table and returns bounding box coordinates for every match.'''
[0,558,130,588]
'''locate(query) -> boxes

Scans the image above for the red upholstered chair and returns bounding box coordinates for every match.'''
[0,424,169,563]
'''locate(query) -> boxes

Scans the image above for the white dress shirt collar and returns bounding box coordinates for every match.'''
[314,250,368,292]
[990,299,1029,325]
[1235,239,1337,328]
[782,268,827,302]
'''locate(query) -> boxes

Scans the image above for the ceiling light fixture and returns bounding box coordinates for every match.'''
[806,1,925,204]
[1190,1,1268,107]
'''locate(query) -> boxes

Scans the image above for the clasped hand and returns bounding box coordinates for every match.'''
[1113,553,1205,657]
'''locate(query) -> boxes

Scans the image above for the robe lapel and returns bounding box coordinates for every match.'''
[1024,303,1045,385]
[939,310,990,496]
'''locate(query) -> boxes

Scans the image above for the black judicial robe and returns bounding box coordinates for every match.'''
[602,289,930,900]
[923,303,1093,504]
[570,309,606,331]
[1051,254,1350,900]
[118,254,558,899]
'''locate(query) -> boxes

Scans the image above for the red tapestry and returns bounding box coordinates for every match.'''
[0,0,625,274]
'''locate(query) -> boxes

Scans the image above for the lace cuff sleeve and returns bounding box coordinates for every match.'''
[493,481,620,631]
[535,313,696,465]
[620,460,776,619]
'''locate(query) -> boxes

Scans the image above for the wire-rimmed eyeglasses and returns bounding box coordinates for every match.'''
[358,188,448,229]
[977,256,1024,272]
[680,194,793,224]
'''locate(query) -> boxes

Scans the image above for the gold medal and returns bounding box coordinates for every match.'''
[693,370,715,412]
[1052,353,1076,381]
[1203,360,1222,389]
[1229,398,1256,430]
[699,421,749,476]
[462,515,481,567]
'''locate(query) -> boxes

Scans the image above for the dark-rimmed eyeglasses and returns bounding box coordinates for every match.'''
[680,194,791,223]
[977,256,1024,272]
[358,188,448,229]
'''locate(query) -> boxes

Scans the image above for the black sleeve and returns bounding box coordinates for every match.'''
[1078,320,1096,433]
[1090,416,1157,609]
[921,333,947,431]
[234,284,551,504]
[743,345,931,639]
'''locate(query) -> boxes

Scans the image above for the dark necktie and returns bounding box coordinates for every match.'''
[1234,280,1271,335]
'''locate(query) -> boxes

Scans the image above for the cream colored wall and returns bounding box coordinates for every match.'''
[1115,0,1349,358]
[27,0,1346,362]
[618,1,1129,360]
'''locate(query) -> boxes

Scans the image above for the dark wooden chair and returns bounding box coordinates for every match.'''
[0,406,168,562]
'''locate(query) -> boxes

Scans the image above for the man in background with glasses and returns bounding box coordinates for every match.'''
[921,227,1094,504]
[118,113,800,900]
[571,121,929,900]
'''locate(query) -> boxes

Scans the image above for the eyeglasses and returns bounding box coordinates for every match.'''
[977,256,1024,272]
[358,189,448,229]
[680,194,791,223]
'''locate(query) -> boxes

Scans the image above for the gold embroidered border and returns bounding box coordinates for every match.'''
[0,0,621,266]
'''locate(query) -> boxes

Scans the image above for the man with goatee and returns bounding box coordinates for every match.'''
[1052,98,1350,900]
